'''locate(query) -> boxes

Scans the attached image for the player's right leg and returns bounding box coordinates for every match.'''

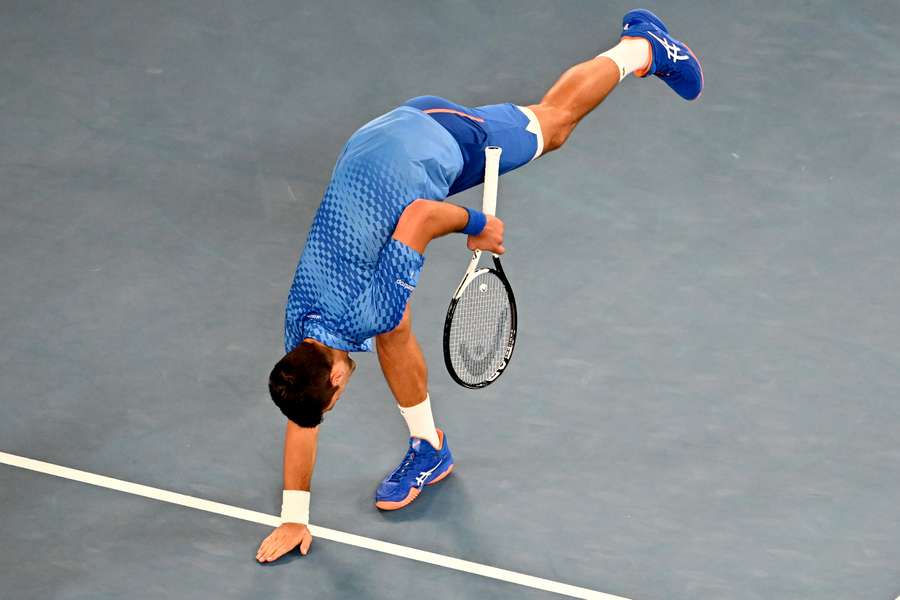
[529,9,703,153]
[373,305,454,511]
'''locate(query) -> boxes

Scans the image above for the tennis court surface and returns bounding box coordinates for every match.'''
[2,1,899,598]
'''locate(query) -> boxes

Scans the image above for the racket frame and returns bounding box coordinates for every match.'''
[442,146,518,389]
[442,254,518,389]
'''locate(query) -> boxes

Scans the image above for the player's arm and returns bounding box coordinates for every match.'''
[256,421,317,562]
[393,199,505,255]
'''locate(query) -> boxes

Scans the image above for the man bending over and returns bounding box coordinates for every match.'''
[257,9,702,562]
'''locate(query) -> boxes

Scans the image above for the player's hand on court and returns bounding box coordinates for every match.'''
[467,215,505,255]
[256,523,312,562]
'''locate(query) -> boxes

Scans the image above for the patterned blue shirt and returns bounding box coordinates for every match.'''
[285,107,464,353]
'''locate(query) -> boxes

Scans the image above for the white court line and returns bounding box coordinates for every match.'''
[0,451,631,600]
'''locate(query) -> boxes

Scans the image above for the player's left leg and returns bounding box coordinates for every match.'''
[525,50,626,154]
[402,13,701,198]
[373,304,454,510]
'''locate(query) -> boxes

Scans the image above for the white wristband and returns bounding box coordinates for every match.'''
[280,490,310,525]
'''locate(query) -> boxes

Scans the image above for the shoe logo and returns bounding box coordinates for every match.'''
[414,458,443,487]
[647,31,689,62]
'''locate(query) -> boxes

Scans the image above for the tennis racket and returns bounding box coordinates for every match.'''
[443,146,518,389]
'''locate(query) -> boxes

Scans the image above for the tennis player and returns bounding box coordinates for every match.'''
[257,9,702,562]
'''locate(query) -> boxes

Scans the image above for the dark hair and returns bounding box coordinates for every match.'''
[268,341,336,428]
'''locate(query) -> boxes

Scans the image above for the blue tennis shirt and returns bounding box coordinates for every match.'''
[284,97,541,353]
[284,107,464,353]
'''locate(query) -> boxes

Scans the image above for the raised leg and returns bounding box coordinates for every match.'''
[528,40,649,153]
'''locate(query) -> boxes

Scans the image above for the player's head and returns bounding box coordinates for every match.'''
[268,340,356,428]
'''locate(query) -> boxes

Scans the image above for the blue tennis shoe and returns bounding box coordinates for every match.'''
[621,9,704,100]
[375,429,454,510]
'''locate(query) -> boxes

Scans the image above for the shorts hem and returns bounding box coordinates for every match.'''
[515,105,544,161]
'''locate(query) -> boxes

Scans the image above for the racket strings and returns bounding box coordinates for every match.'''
[447,271,512,385]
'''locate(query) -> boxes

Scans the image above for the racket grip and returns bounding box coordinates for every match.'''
[482,146,502,216]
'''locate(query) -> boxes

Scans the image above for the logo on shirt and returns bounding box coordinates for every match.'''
[395,279,416,292]
[306,313,322,320]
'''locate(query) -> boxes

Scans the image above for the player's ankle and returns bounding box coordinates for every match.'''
[399,394,441,448]
[598,37,651,81]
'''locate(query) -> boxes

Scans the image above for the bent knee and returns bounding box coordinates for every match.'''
[392,199,433,254]
[542,118,576,153]
[528,104,575,154]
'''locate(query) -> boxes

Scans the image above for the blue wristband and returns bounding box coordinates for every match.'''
[461,207,487,236]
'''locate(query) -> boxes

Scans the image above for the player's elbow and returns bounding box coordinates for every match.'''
[392,199,436,253]
[399,199,435,229]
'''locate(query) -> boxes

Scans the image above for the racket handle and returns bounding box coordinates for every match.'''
[482,146,502,216]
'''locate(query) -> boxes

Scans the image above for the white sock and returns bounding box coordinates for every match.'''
[597,38,652,81]
[399,394,441,449]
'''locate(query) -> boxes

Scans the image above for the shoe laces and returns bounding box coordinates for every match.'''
[388,446,418,482]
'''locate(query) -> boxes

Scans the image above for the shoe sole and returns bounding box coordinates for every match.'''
[374,464,454,511]
[681,42,704,100]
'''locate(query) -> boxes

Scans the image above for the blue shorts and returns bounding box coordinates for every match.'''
[403,96,544,196]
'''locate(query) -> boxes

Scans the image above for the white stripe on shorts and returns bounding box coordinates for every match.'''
[515,105,544,161]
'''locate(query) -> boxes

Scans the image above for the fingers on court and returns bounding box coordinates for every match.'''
[263,544,285,562]
[300,533,313,555]
[256,532,310,562]
[257,535,282,562]
[256,539,271,561]
[257,541,274,562]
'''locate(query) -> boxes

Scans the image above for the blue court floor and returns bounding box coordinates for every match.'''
[2,1,899,599]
